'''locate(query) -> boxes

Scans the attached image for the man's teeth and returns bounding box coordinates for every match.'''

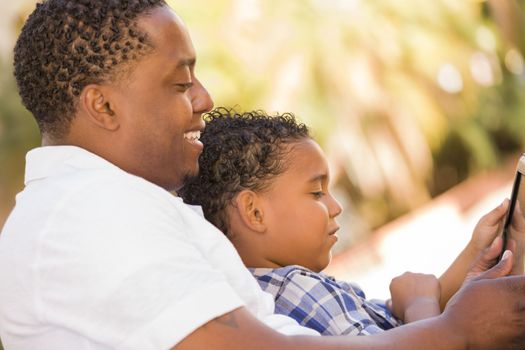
[184,131,201,141]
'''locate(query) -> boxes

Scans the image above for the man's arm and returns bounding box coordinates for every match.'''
[174,255,525,350]
[173,306,463,350]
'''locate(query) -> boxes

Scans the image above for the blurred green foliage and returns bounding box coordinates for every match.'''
[1,0,525,245]
[0,57,39,227]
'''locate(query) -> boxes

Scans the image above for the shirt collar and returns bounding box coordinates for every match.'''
[24,145,119,185]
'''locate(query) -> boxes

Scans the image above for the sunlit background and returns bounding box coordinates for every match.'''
[1,1,525,345]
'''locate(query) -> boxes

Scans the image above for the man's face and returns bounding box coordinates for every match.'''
[110,6,213,191]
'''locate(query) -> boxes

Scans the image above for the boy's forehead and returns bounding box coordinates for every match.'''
[284,139,329,178]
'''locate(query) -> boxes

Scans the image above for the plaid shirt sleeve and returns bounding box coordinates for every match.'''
[251,266,401,336]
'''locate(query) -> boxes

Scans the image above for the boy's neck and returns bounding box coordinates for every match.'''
[230,235,282,269]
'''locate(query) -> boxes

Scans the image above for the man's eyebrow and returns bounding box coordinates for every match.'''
[163,58,196,80]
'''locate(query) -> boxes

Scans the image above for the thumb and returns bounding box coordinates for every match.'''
[473,250,513,281]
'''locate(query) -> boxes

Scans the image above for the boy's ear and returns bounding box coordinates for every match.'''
[79,84,120,131]
[234,190,267,233]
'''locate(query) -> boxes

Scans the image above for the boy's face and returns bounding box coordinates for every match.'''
[107,6,213,191]
[259,138,343,272]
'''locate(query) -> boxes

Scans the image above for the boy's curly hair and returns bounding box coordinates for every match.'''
[13,0,167,138]
[179,108,310,236]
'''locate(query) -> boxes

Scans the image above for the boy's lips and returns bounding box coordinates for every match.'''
[328,226,340,235]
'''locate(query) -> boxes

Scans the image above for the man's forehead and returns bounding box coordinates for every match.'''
[136,6,195,61]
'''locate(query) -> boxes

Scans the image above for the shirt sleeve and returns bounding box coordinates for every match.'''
[272,269,394,336]
[366,298,402,329]
[35,178,245,350]
[342,282,402,330]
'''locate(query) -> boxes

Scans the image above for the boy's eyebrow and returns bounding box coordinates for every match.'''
[308,173,328,183]
[176,57,196,69]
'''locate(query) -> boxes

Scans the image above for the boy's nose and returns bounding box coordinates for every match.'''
[329,195,343,218]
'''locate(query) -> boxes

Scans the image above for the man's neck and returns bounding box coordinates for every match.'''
[41,133,65,146]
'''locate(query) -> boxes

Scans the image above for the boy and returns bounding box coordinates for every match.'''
[180,108,524,335]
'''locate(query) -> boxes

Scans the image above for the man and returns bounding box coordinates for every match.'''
[0,1,524,349]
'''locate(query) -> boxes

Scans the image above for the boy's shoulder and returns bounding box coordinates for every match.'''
[250,265,340,295]
[250,265,368,300]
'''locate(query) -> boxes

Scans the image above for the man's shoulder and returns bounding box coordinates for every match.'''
[25,145,174,200]
[14,148,189,236]
[34,151,179,208]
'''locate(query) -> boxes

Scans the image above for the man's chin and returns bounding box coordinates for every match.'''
[177,167,200,191]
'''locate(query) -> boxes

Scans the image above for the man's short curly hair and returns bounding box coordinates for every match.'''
[14,0,167,138]
[179,108,310,236]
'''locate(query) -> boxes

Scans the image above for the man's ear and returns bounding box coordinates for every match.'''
[234,190,267,233]
[79,84,119,131]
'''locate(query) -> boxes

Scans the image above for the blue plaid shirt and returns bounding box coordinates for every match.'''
[250,265,401,336]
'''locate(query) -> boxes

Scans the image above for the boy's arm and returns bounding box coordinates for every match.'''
[173,258,525,350]
[438,241,479,310]
[439,200,508,310]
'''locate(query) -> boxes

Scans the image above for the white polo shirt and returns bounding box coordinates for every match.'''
[0,146,317,350]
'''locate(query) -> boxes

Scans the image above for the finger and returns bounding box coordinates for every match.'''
[477,199,509,227]
[481,237,502,268]
[510,201,525,231]
[468,237,503,276]
[506,238,517,254]
[475,250,514,281]
[486,236,503,259]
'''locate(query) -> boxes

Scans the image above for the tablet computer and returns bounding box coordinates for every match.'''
[499,153,525,260]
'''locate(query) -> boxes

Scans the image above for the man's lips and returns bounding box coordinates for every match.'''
[183,130,202,142]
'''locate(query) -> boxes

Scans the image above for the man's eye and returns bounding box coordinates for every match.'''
[311,191,325,199]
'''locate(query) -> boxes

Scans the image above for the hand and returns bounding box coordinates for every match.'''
[441,251,525,350]
[388,272,440,323]
[469,199,509,254]
[466,235,515,281]
[438,200,514,311]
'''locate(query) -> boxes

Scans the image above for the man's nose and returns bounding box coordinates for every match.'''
[192,78,214,114]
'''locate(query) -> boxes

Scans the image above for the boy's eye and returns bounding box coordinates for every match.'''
[175,82,193,91]
[311,191,325,199]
